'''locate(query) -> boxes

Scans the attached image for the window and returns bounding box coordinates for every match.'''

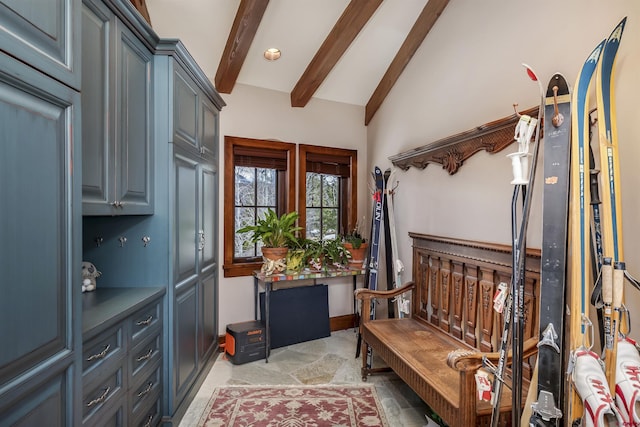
[298,145,357,242]
[223,136,296,277]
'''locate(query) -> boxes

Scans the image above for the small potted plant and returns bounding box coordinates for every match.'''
[322,237,350,269]
[237,209,301,274]
[300,238,324,271]
[343,220,368,268]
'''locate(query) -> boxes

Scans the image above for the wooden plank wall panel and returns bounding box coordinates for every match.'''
[451,261,464,340]
[439,259,451,333]
[464,266,478,347]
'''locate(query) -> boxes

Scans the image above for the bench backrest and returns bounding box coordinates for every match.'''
[410,233,541,377]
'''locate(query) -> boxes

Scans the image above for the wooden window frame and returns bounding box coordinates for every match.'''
[223,136,296,277]
[298,144,357,240]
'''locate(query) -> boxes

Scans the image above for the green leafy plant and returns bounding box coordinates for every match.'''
[322,237,350,267]
[237,209,301,248]
[342,220,367,249]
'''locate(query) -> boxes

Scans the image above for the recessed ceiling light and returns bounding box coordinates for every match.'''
[264,48,281,61]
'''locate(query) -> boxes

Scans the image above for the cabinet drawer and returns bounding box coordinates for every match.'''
[82,325,124,378]
[87,400,126,427]
[130,333,161,380]
[82,366,125,424]
[129,301,162,343]
[130,364,161,418]
[132,395,161,427]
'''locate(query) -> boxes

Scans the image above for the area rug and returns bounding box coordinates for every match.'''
[197,384,389,426]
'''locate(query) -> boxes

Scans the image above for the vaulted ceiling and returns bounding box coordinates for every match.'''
[146,0,449,125]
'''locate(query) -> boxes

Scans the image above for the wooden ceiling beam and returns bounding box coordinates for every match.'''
[365,0,449,125]
[290,0,383,108]
[215,0,270,94]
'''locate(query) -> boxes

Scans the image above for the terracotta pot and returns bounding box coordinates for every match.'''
[260,247,288,274]
[344,242,368,267]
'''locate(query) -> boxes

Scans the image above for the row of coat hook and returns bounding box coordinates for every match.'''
[94,236,151,248]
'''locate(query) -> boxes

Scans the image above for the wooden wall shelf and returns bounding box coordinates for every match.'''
[389,106,539,175]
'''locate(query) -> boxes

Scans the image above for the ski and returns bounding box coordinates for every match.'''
[385,168,408,318]
[488,64,544,427]
[355,166,385,363]
[529,73,571,426]
[567,39,605,425]
[596,16,627,395]
[383,169,395,318]
[360,166,385,368]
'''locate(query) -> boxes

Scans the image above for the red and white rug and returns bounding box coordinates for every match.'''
[197,384,389,426]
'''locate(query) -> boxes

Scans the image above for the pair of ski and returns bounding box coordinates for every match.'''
[356,166,405,369]
[566,17,631,426]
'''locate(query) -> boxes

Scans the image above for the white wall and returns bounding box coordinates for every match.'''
[367,1,640,334]
[217,84,368,333]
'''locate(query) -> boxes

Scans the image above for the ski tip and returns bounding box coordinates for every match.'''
[608,16,627,42]
[522,63,538,82]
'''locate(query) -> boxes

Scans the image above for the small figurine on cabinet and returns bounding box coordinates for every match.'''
[81,261,101,293]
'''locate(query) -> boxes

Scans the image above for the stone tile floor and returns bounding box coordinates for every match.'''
[179,328,439,426]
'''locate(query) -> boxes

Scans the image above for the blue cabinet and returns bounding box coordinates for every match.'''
[81,0,154,216]
[0,50,81,424]
[156,44,224,422]
[82,37,224,425]
[0,0,80,90]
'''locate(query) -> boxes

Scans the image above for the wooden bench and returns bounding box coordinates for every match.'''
[356,233,541,426]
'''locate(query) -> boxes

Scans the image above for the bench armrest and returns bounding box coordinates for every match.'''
[447,336,539,372]
[354,281,415,302]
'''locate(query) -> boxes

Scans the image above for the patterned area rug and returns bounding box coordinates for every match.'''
[197,384,389,426]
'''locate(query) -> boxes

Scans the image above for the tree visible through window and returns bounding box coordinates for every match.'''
[298,145,357,243]
[223,136,296,278]
[234,167,277,258]
[306,173,339,241]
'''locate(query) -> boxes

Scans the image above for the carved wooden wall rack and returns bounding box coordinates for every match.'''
[389,106,539,175]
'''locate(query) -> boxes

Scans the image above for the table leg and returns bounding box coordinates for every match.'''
[353,275,359,330]
[254,276,258,320]
[265,282,271,362]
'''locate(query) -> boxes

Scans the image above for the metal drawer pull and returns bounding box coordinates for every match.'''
[86,386,111,408]
[136,315,153,326]
[143,414,154,427]
[136,382,154,398]
[86,344,110,361]
[136,348,153,362]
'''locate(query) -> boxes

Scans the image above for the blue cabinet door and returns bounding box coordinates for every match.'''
[82,0,153,215]
[200,164,217,275]
[173,282,198,407]
[0,52,81,424]
[200,98,219,161]
[172,64,199,153]
[115,20,153,214]
[0,0,80,89]
[198,272,217,365]
[81,0,112,211]
[174,150,199,285]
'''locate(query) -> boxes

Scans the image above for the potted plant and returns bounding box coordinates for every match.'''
[343,221,368,268]
[300,238,324,271]
[323,237,350,268]
[237,209,301,274]
[285,239,307,273]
